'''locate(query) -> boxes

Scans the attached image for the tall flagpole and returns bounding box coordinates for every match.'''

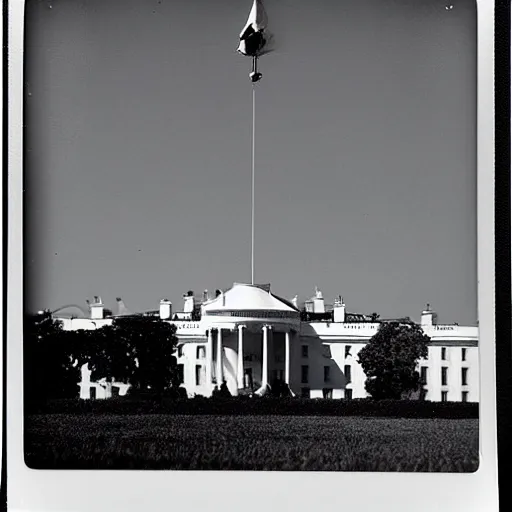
[238,0,267,285]
[251,84,256,285]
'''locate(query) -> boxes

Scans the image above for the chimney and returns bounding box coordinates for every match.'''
[183,291,195,313]
[115,297,132,316]
[159,299,172,320]
[333,296,346,323]
[304,300,314,313]
[312,287,325,313]
[421,303,438,326]
[90,296,105,320]
[203,290,209,302]
[215,289,221,297]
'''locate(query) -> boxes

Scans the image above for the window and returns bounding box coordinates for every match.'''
[441,347,447,360]
[461,368,468,386]
[301,345,309,358]
[177,344,184,357]
[195,365,203,386]
[462,391,468,403]
[301,387,310,398]
[420,366,428,385]
[345,389,353,400]
[461,348,467,361]
[322,388,333,399]
[441,367,448,386]
[112,386,120,397]
[344,365,352,384]
[441,391,448,402]
[324,366,331,383]
[177,364,184,384]
[301,365,309,384]
[196,346,206,359]
[89,387,96,400]
[345,345,352,358]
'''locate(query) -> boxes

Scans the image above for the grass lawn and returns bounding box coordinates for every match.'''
[24,414,479,472]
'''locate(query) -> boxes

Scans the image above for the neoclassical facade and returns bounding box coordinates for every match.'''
[56,283,479,402]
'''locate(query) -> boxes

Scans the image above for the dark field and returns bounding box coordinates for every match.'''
[25,414,479,472]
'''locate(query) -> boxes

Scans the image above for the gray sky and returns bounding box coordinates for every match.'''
[25,0,477,325]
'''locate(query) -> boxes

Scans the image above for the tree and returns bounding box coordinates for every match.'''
[24,311,81,405]
[357,321,430,400]
[86,316,180,395]
[86,324,136,385]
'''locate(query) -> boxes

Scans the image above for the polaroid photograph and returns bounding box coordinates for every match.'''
[7,0,497,511]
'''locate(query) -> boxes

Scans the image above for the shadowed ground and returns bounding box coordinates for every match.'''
[25,414,479,472]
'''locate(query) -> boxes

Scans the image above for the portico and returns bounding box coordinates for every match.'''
[201,283,301,396]
[204,322,298,396]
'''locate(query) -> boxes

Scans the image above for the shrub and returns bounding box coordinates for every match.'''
[28,396,478,419]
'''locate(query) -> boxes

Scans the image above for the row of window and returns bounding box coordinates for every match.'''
[441,347,467,361]
[301,364,351,384]
[420,366,469,386]
[177,364,206,386]
[181,345,469,362]
[302,345,353,358]
[178,364,467,388]
[301,345,468,361]
[177,366,468,390]
[177,345,206,359]
[177,363,352,387]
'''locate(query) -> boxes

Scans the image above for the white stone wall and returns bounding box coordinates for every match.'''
[59,315,479,402]
[291,340,478,402]
[417,345,479,402]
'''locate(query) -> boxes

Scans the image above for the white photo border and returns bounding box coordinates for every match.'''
[6,1,498,511]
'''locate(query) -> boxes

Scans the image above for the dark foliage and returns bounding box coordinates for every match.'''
[358,322,430,400]
[25,314,181,407]
[84,316,180,395]
[269,379,294,397]
[28,396,478,419]
[24,312,81,409]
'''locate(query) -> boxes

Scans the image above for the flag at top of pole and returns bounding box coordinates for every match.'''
[237,0,271,83]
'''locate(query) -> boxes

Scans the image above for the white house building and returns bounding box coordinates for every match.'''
[55,283,479,402]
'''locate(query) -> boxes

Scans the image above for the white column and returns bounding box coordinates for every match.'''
[237,325,245,389]
[261,325,269,388]
[206,329,213,389]
[216,328,223,384]
[285,330,291,385]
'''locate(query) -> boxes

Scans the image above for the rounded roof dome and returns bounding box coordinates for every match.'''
[202,283,299,314]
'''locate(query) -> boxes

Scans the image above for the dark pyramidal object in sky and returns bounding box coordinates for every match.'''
[237,0,272,83]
